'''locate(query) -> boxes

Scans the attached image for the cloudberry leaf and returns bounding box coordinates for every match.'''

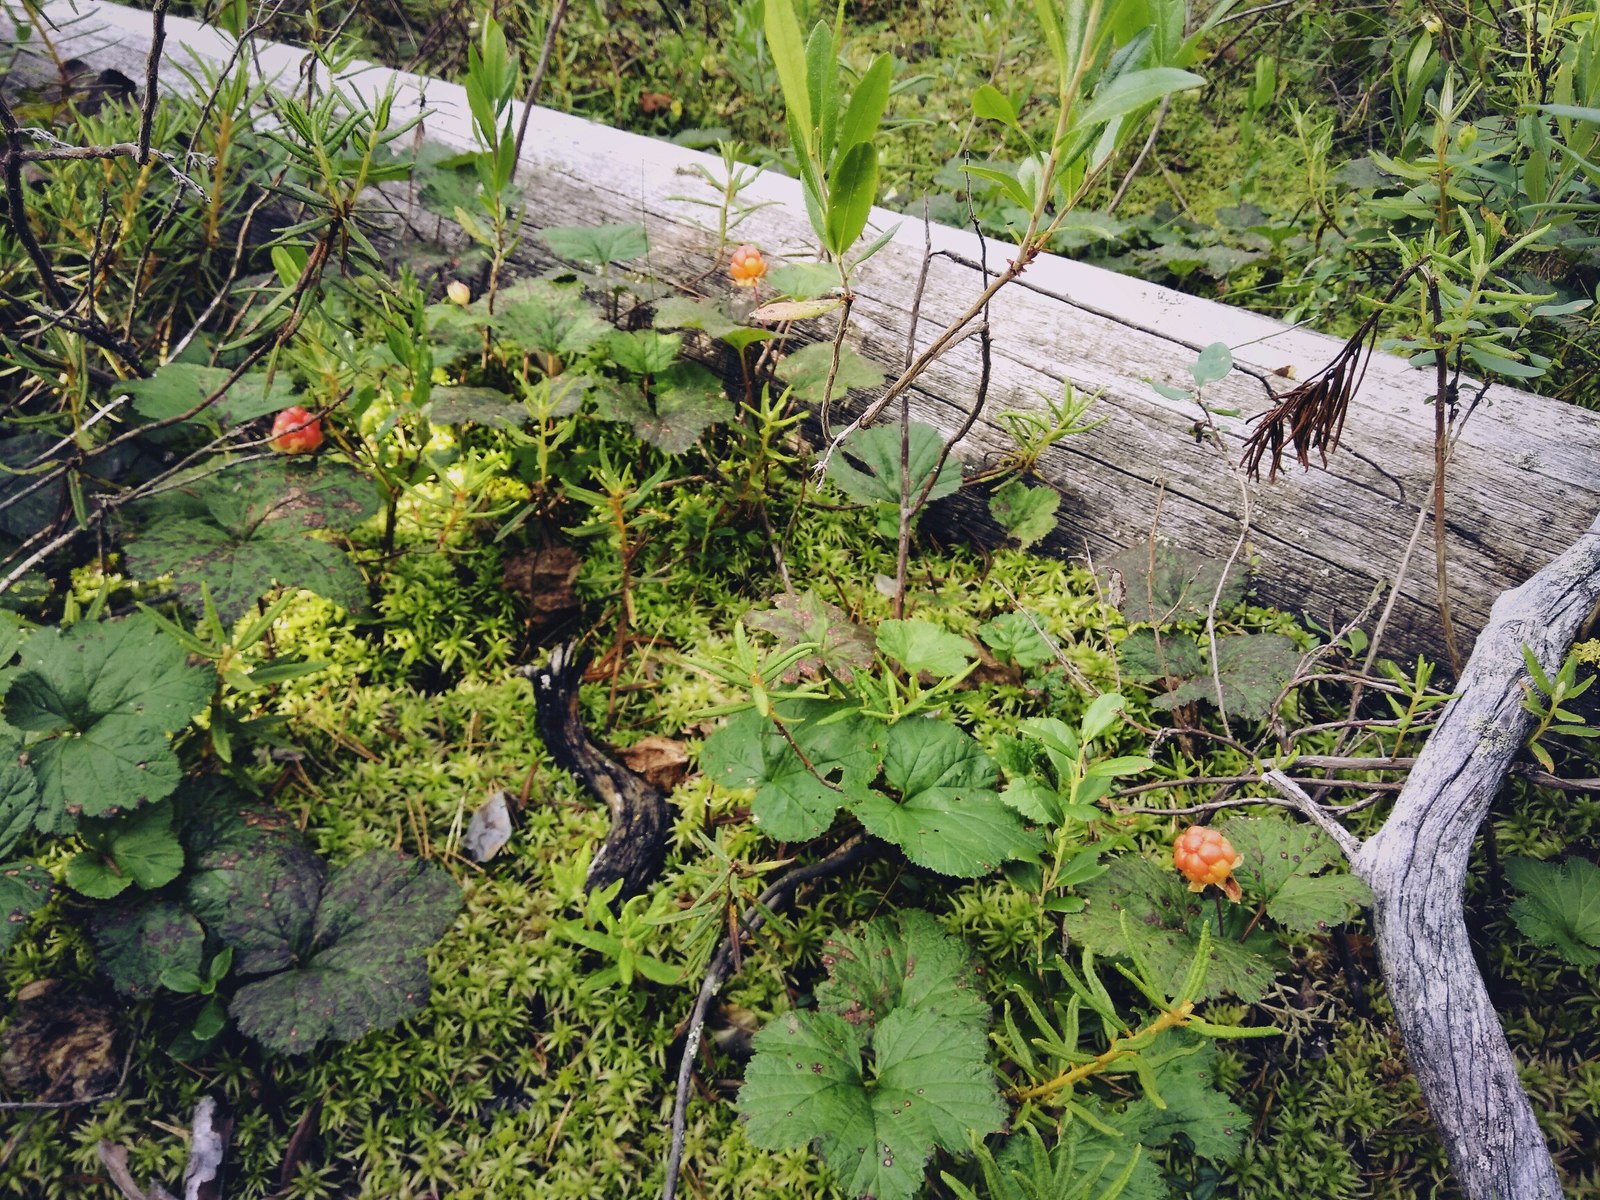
[850,718,1039,877]
[1505,856,1600,968]
[739,915,1002,1200]
[780,342,886,404]
[541,222,648,266]
[121,363,299,430]
[0,862,51,954]
[0,762,41,858]
[124,459,379,622]
[826,421,959,508]
[1065,856,1280,1001]
[978,612,1055,669]
[876,619,976,678]
[65,800,185,899]
[987,480,1059,548]
[1103,542,1247,625]
[745,590,876,683]
[3,616,214,830]
[1220,815,1371,931]
[701,702,880,841]
[814,909,988,1030]
[1155,634,1301,721]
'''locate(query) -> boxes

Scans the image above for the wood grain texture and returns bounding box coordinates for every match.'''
[7,0,1599,668]
[1352,509,1600,1200]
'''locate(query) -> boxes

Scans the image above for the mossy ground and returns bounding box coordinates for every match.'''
[3,413,1596,1198]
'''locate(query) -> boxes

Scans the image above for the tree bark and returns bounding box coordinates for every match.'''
[1353,510,1600,1200]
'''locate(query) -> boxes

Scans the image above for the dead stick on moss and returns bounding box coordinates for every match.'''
[1265,510,1600,1199]
[660,834,873,1200]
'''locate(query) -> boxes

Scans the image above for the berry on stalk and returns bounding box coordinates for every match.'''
[269,406,323,455]
[1173,825,1244,902]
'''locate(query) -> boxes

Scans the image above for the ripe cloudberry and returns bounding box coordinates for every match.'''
[1173,825,1243,902]
[446,280,472,306]
[729,244,767,287]
[268,406,323,455]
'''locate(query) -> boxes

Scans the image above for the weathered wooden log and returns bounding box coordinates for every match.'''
[5,1,1599,671]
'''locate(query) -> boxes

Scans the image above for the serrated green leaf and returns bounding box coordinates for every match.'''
[429,386,524,430]
[1065,857,1279,1001]
[652,296,743,339]
[124,459,378,622]
[541,223,648,266]
[67,800,184,899]
[229,851,461,1054]
[4,616,214,829]
[988,481,1059,548]
[852,718,1039,877]
[827,423,961,513]
[91,897,204,997]
[814,910,989,1029]
[0,861,51,953]
[740,1005,1002,1200]
[778,341,886,404]
[1219,814,1369,931]
[122,363,299,429]
[607,330,681,376]
[767,263,841,301]
[877,620,976,677]
[1117,630,1205,680]
[495,281,610,358]
[1104,543,1246,625]
[745,590,876,683]
[1506,856,1600,967]
[1133,1041,1248,1161]
[701,703,881,841]
[1156,634,1301,721]
[0,761,41,858]
[978,612,1055,669]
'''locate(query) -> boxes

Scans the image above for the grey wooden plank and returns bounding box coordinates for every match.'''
[7,0,1597,663]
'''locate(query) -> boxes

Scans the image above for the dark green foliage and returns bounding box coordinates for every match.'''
[1220,815,1372,932]
[228,851,462,1054]
[745,590,876,682]
[541,222,649,265]
[3,615,215,829]
[1121,631,1301,721]
[740,911,1003,1200]
[988,480,1060,549]
[122,364,299,430]
[0,862,51,954]
[65,800,185,899]
[1066,856,1280,1002]
[1506,856,1600,967]
[92,897,206,998]
[1106,544,1247,626]
[123,458,381,621]
[778,342,887,404]
[0,762,41,857]
[852,718,1039,878]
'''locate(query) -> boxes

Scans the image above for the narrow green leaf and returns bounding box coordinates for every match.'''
[1079,67,1204,128]
[838,54,893,154]
[764,0,814,155]
[825,141,879,258]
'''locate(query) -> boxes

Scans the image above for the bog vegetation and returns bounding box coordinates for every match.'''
[0,1,1597,1199]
